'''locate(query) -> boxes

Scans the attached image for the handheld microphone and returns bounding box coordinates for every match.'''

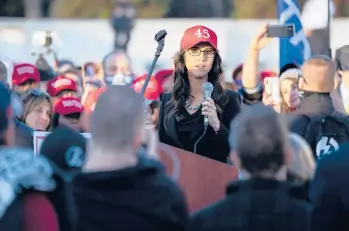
[193,82,214,154]
[202,82,214,129]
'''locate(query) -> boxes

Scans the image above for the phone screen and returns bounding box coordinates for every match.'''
[264,77,280,103]
[84,63,96,77]
[86,66,95,77]
[267,24,294,38]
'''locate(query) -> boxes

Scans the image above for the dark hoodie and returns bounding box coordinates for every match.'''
[190,178,311,231]
[72,155,189,231]
[283,92,349,159]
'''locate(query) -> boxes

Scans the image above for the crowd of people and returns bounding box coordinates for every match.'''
[0,22,349,231]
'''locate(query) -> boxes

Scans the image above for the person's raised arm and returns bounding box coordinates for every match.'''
[242,25,272,89]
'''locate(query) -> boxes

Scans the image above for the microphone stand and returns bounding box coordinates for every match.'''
[140,30,167,96]
[327,0,332,59]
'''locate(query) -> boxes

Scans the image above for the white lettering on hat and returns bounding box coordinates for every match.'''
[17,66,34,75]
[62,100,82,108]
[65,146,85,168]
[52,78,72,88]
[195,28,210,39]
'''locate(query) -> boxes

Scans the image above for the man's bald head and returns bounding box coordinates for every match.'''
[90,85,144,152]
[0,61,8,83]
[300,55,336,93]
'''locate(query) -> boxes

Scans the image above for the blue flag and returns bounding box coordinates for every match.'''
[277,0,311,69]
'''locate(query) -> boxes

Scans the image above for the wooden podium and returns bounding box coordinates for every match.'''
[158,143,238,212]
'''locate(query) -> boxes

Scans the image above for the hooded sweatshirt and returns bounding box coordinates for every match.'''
[72,155,189,231]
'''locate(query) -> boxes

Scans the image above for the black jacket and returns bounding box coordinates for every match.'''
[190,178,312,231]
[310,142,349,231]
[72,155,189,231]
[15,120,33,149]
[240,86,263,105]
[286,93,335,136]
[158,90,241,163]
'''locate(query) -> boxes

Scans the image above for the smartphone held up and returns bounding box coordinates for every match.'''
[264,77,281,103]
[266,24,295,38]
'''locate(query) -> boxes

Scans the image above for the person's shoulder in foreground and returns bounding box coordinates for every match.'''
[73,154,189,231]
[189,179,311,231]
[0,147,57,231]
[310,142,349,231]
[15,119,34,148]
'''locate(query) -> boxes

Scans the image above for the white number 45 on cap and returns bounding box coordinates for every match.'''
[195,29,210,39]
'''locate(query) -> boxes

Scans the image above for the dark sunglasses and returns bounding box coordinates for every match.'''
[336,62,349,72]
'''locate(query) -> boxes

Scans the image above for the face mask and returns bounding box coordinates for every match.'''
[234,79,242,86]
[104,74,134,86]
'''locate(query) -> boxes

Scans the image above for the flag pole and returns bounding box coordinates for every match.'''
[328,0,332,59]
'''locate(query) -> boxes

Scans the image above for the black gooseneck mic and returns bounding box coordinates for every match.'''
[327,0,332,59]
[140,30,167,96]
[193,82,214,154]
[202,82,214,129]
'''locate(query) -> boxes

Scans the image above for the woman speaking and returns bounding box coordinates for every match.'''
[158,25,241,163]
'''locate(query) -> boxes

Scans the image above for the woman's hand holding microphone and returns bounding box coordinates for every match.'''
[201,98,220,132]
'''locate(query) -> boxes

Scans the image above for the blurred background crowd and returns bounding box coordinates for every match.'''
[1,0,349,231]
[0,0,348,76]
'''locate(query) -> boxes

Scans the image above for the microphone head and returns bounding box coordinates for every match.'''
[155,30,167,42]
[202,82,214,98]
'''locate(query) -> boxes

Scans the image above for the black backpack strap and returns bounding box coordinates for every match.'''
[302,115,312,141]
[302,115,323,145]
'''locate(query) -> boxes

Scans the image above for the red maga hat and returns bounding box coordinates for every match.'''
[47,76,77,97]
[133,75,160,100]
[12,63,40,86]
[54,96,84,116]
[180,25,219,52]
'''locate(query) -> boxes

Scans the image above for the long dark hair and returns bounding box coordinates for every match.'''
[165,52,228,125]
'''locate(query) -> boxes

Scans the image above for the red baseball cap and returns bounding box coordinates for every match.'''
[154,69,173,82]
[154,69,173,93]
[54,97,84,116]
[133,75,160,100]
[47,76,77,97]
[180,25,219,52]
[12,63,40,86]
[260,70,278,82]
